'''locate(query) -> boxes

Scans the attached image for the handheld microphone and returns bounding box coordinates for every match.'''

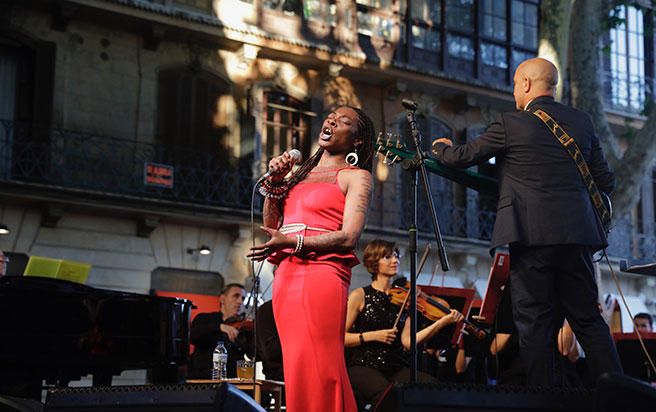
[260,149,302,180]
[401,99,418,111]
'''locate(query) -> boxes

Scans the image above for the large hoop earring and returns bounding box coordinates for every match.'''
[345,151,359,166]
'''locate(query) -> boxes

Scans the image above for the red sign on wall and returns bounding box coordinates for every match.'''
[144,162,174,188]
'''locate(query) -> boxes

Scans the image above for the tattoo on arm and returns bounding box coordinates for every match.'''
[263,198,283,229]
[303,231,348,251]
[355,173,372,215]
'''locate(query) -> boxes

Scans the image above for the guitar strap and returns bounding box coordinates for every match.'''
[529,108,611,231]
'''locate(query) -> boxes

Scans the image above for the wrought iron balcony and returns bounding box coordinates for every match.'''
[0,120,255,212]
[367,178,497,243]
[1,119,653,262]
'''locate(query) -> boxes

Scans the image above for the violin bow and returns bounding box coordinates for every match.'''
[393,244,431,329]
[428,260,439,286]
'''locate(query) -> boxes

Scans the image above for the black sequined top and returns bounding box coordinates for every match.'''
[348,285,407,372]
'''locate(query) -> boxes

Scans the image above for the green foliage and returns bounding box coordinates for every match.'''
[641,98,655,117]
[602,4,626,31]
[621,117,637,140]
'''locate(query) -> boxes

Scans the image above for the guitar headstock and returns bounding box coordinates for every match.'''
[375,132,406,166]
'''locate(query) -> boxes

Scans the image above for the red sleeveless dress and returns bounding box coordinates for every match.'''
[268,168,358,412]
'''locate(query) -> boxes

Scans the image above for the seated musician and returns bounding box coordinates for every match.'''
[345,239,464,409]
[634,313,654,333]
[189,283,253,379]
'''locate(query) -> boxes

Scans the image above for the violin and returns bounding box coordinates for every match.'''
[388,282,486,340]
[224,314,254,331]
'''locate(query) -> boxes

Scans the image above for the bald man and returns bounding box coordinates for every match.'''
[432,58,622,386]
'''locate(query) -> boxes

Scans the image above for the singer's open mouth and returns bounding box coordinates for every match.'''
[320,126,333,141]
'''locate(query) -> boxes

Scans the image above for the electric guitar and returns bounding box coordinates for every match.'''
[375,133,499,196]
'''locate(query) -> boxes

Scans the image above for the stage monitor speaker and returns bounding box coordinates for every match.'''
[374,382,596,412]
[596,373,656,412]
[44,383,265,412]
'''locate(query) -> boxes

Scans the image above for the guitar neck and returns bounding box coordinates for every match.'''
[423,157,498,196]
[376,141,499,196]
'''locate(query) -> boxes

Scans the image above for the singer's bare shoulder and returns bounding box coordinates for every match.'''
[337,167,372,188]
[337,167,372,193]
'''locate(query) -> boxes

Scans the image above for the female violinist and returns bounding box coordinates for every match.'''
[344,240,464,409]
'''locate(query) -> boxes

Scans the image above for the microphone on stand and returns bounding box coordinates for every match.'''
[258,149,302,182]
[401,99,418,111]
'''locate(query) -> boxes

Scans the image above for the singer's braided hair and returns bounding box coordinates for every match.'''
[286,106,375,190]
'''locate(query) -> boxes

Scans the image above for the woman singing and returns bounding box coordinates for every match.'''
[248,106,375,412]
[345,239,464,408]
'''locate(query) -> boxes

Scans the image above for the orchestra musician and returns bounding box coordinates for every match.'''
[344,239,463,408]
[634,313,654,333]
[188,283,252,379]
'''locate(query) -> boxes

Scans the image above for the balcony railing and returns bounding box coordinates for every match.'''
[367,179,497,242]
[1,119,653,261]
[0,120,255,211]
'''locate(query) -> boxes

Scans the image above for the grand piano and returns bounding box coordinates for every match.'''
[0,275,192,398]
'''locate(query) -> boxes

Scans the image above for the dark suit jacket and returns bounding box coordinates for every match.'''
[432,96,615,251]
[189,311,253,379]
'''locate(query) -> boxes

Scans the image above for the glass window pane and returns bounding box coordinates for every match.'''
[481,42,508,68]
[447,34,474,60]
[512,22,524,45]
[483,0,492,14]
[511,49,534,72]
[481,0,507,41]
[511,1,524,22]
[494,17,507,40]
[511,1,537,48]
[446,0,474,33]
[412,25,440,51]
[482,15,493,37]
[494,0,506,16]
[525,3,537,24]
[526,27,537,48]
[411,0,441,24]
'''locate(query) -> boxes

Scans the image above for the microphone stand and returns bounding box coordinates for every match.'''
[401,100,449,383]
[248,178,267,392]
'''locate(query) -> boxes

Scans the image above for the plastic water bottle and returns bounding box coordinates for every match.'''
[212,341,228,380]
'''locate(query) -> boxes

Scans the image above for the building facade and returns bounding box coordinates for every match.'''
[1,0,655,384]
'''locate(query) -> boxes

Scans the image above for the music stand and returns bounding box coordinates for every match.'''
[474,252,510,326]
[614,332,656,382]
[417,285,475,345]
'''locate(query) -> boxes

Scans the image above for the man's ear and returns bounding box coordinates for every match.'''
[523,76,531,93]
[353,138,363,148]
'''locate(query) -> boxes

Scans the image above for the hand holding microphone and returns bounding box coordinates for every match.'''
[262,149,302,182]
